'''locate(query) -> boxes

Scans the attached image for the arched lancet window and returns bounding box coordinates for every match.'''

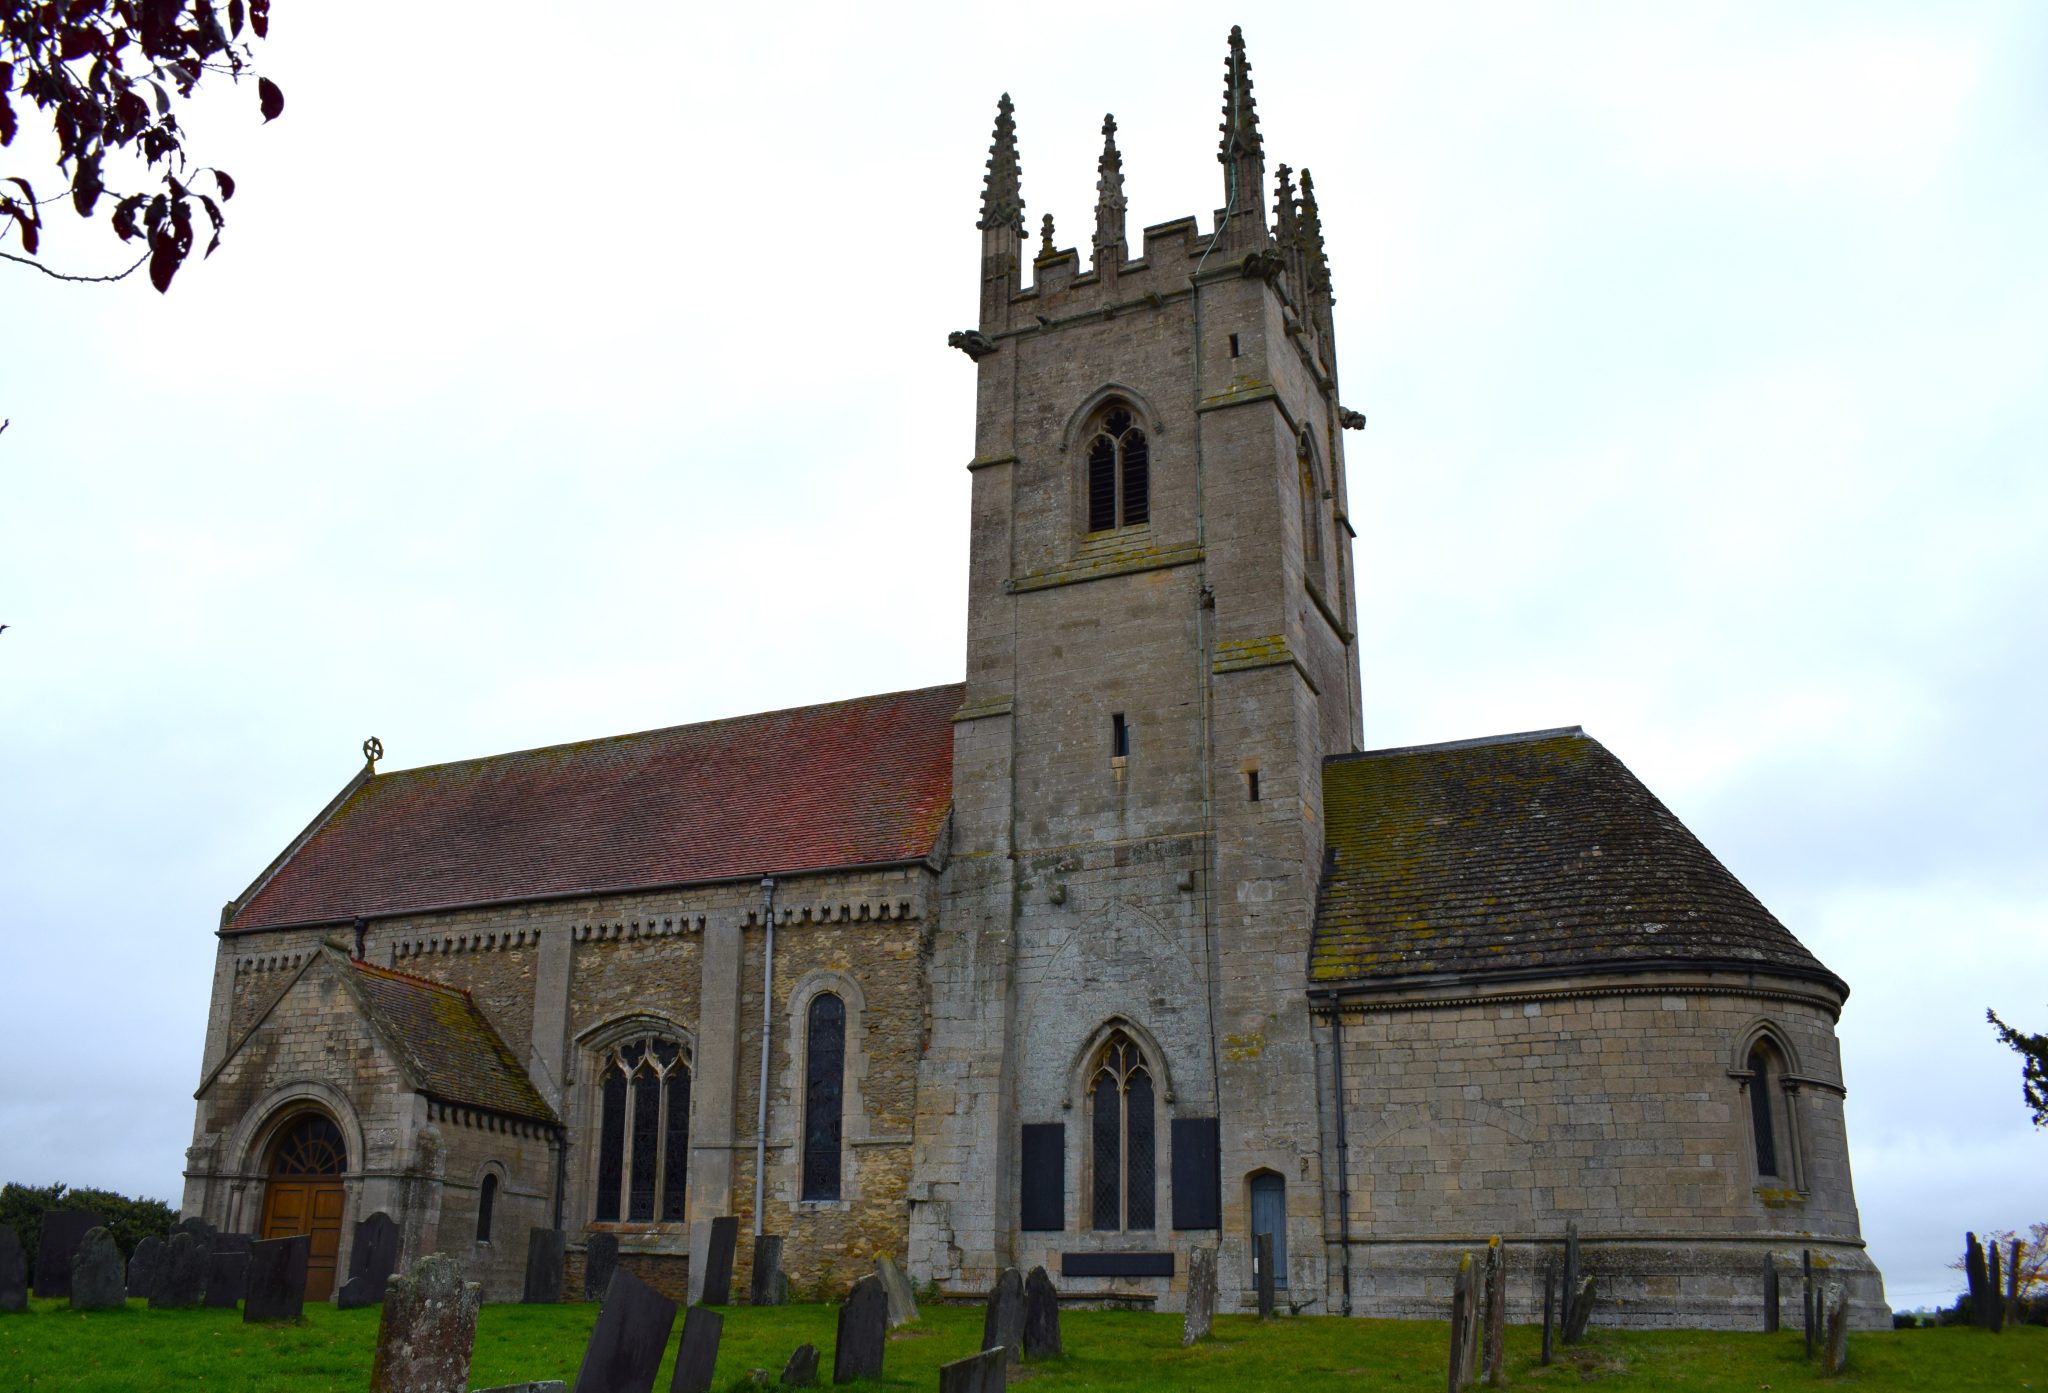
[1298,432,1324,582]
[1086,405,1150,532]
[803,993,847,1201]
[1747,1039,1789,1182]
[593,1034,691,1224]
[1089,1030,1156,1231]
[476,1173,498,1242]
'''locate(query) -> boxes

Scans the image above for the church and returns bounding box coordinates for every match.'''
[180,29,1888,1328]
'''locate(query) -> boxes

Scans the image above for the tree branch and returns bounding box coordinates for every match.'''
[0,248,148,283]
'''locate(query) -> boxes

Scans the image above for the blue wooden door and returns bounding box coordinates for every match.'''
[1250,1172,1288,1288]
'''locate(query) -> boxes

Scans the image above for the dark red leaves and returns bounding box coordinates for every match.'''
[249,0,268,38]
[112,191,143,240]
[256,74,280,121]
[70,152,102,215]
[227,0,241,37]
[213,167,233,199]
[147,224,178,290]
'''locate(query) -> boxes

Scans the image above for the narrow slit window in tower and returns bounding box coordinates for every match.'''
[1112,713,1129,759]
[1247,769,1260,801]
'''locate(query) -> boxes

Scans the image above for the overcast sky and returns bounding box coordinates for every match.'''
[3,2,2043,1312]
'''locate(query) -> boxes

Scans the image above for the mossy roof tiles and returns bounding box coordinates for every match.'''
[1311,728,1842,992]
[231,683,964,931]
[345,956,557,1124]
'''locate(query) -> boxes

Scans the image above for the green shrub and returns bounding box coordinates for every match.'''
[0,1180,178,1275]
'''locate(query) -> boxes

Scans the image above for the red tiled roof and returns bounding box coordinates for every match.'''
[230,684,964,931]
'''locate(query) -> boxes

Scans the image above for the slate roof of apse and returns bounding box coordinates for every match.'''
[229,683,965,931]
[343,955,557,1124]
[1310,728,1844,993]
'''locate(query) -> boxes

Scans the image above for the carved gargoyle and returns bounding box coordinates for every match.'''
[948,329,998,361]
[1240,249,1285,283]
[1339,407,1366,430]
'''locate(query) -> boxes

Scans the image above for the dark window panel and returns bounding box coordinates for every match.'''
[629,1068,660,1221]
[1020,1122,1065,1231]
[1126,1071,1156,1230]
[1170,1117,1221,1230]
[804,994,846,1201]
[595,1067,627,1223]
[662,1067,691,1222]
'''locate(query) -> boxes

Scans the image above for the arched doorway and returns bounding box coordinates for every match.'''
[1249,1170,1288,1290]
[258,1111,348,1300]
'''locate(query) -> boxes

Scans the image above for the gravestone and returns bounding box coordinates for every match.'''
[337,1211,400,1309]
[1254,1232,1276,1319]
[2010,1238,2026,1328]
[1481,1239,1506,1387]
[152,1231,206,1308]
[1563,1276,1595,1344]
[0,1225,27,1312]
[1539,1259,1554,1366]
[585,1232,621,1304]
[939,1347,1007,1393]
[1763,1256,1780,1334]
[69,1227,126,1310]
[1447,1253,1477,1393]
[1560,1219,1579,1330]
[244,1234,311,1322]
[699,1217,739,1306]
[203,1242,249,1308]
[574,1268,678,1393]
[750,1235,788,1306]
[779,1343,818,1387]
[1802,1249,1815,1355]
[875,1253,919,1327]
[1988,1243,2007,1334]
[1819,1282,1849,1375]
[475,1385,567,1393]
[127,1235,166,1302]
[981,1266,1024,1365]
[831,1274,888,1385]
[1182,1245,1217,1346]
[369,1252,482,1393]
[523,1228,566,1304]
[174,1216,219,1245]
[1022,1265,1061,1360]
[34,1210,108,1299]
[670,1304,724,1393]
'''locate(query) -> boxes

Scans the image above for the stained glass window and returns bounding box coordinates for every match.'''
[803,994,846,1201]
[1089,1031,1155,1231]
[593,1033,691,1225]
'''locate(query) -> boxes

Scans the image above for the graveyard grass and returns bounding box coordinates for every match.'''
[3,1298,2043,1391]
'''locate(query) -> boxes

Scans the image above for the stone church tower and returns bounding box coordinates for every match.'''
[912,30,1362,1303]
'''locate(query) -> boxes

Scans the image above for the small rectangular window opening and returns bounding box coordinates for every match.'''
[1111,713,1129,759]
[1228,333,1241,357]
[1246,770,1260,801]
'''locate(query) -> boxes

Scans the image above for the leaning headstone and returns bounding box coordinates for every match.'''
[875,1253,919,1327]
[1255,1232,1276,1319]
[1448,1253,1477,1393]
[1481,1239,1507,1387]
[700,1217,739,1306]
[244,1233,311,1322]
[750,1235,788,1306]
[1820,1282,1850,1375]
[670,1305,724,1393]
[522,1228,566,1304]
[203,1242,249,1308]
[585,1232,621,1305]
[152,1230,207,1308]
[126,1235,167,1302]
[1182,1246,1217,1347]
[575,1268,678,1393]
[1563,1275,1596,1344]
[1987,1243,2007,1334]
[1763,1255,1780,1334]
[0,1225,27,1312]
[779,1343,818,1387]
[939,1347,1007,1393]
[338,1211,401,1309]
[368,1252,482,1393]
[69,1227,126,1310]
[1539,1259,1554,1366]
[831,1274,888,1385]
[34,1210,108,1299]
[981,1266,1024,1365]
[1022,1265,1062,1360]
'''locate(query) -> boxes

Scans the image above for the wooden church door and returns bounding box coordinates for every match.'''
[1250,1171,1288,1289]
[259,1112,349,1300]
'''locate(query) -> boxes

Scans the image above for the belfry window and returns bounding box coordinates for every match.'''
[1089,1030,1156,1231]
[1298,436,1325,582]
[594,1035,690,1224]
[1086,405,1150,532]
[803,993,847,1200]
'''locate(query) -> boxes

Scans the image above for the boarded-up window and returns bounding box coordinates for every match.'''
[1020,1123,1065,1231]
[1171,1117,1221,1229]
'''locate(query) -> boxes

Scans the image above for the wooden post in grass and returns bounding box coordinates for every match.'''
[1540,1259,1555,1366]
[1763,1255,1779,1334]
[1448,1252,1477,1393]
[1482,1238,1507,1387]
[1802,1249,1814,1358]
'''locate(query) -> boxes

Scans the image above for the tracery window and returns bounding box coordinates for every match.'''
[1086,405,1150,532]
[593,1035,690,1224]
[1089,1030,1156,1231]
[802,993,846,1201]
[270,1113,346,1175]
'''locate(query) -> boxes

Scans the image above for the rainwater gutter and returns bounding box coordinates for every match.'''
[751,876,778,1237]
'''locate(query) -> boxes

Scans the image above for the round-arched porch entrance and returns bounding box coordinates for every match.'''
[257,1111,348,1300]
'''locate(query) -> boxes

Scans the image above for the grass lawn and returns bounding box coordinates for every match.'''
[2,1298,2042,1392]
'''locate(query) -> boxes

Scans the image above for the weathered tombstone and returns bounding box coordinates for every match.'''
[1182,1245,1217,1347]
[337,1211,401,1309]
[1255,1231,1276,1319]
[1563,1276,1595,1344]
[2009,1239,2025,1328]
[1763,1255,1780,1334]
[831,1274,888,1385]
[939,1346,1007,1393]
[244,1234,311,1322]
[1481,1239,1507,1387]
[780,1343,819,1387]
[368,1252,482,1393]
[1022,1265,1062,1360]
[1819,1282,1849,1376]
[699,1217,739,1306]
[1539,1259,1554,1366]
[0,1225,27,1312]
[575,1268,679,1393]
[152,1230,207,1308]
[1561,1220,1579,1328]
[1448,1253,1477,1393]
[750,1235,788,1307]
[670,1305,724,1393]
[174,1216,219,1246]
[875,1253,919,1327]
[203,1241,249,1308]
[1802,1249,1815,1356]
[586,1232,621,1304]
[523,1228,566,1304]
[127,1235,166,1302]
[1987,1243,2007,1334]
[69,1227,126,1310]
[981,1266,1024,1365]
[33,1210,108,1299]
[474,1384,567,1393]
